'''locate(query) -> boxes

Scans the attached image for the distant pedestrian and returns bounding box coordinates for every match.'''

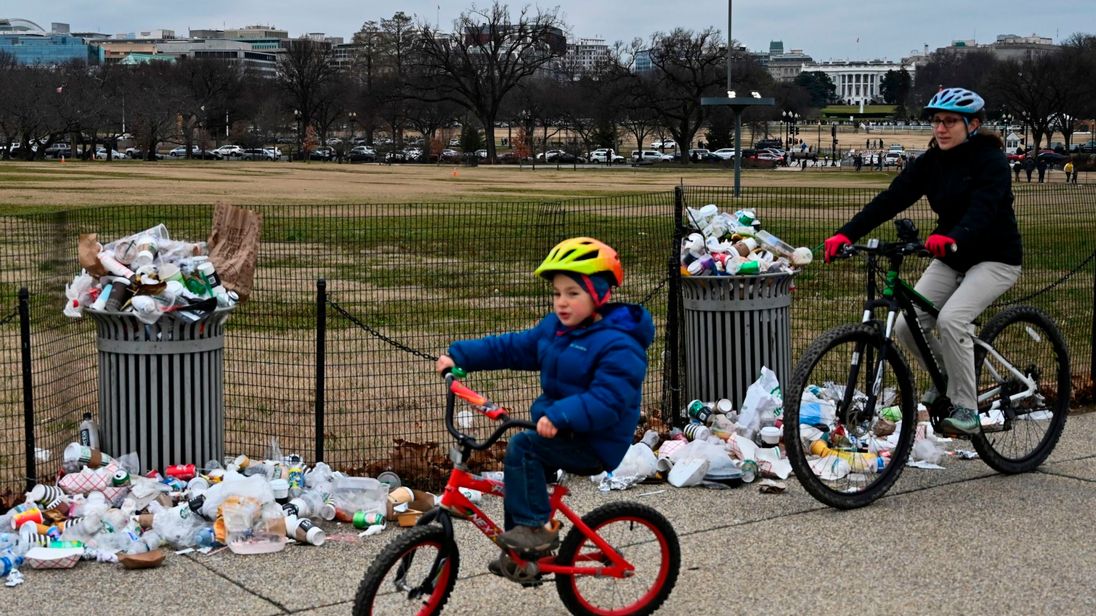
[1012,160,1022,182]
[866,138,870,149]
[1064,160,1074,184]
[1036,157,1047,183]
[1023,156,1035,182]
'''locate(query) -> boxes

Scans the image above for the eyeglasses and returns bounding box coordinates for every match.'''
[930,117,964,128]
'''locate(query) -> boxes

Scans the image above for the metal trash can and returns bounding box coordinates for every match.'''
[681,273,795,410]
[88,309,233,473]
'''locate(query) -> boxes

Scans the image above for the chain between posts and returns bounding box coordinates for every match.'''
[991,249,1096,308]
[0,309,17,326]
[327,274,671,364]
[326,299,439,362]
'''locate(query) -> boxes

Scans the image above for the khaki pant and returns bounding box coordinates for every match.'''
[894,260,1021,409]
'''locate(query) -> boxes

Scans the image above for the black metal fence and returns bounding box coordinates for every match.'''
[3,183,1094,493]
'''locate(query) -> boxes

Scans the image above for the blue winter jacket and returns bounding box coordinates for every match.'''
[447,303,655,469]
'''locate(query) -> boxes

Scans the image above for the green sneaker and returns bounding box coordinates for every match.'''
[942,406,981,436]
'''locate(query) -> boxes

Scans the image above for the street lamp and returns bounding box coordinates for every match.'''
[348,111,357,143]
[1001,112,1013,142]
[293,109,302,160]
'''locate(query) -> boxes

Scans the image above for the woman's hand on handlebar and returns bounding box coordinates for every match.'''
[435,354,455,374]
[823,233,852,263]
[925,234,957,258]
[537,416,558,439]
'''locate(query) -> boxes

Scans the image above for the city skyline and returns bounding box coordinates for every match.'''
[15,0,1092,62]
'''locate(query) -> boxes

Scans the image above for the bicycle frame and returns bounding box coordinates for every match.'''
[855,237,1038,422]
[395,372,638,598]
[435,469,635,578]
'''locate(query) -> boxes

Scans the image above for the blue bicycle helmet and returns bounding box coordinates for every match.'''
[923,87,985,118]
[924,87,985,137]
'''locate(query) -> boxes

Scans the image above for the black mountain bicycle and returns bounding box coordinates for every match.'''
[783,219,1070,509]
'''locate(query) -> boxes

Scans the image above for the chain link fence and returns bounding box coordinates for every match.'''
[2,184,1093,492]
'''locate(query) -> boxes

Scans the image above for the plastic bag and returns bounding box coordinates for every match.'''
[737,367,783,438]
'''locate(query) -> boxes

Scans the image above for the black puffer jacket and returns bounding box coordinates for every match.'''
[838,133,1022,272]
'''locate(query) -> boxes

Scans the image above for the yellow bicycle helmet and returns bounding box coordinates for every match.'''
[534,237,624,286]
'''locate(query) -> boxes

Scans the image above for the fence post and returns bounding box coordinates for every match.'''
[19,288,36,492]
[1091,258,1095,391]
[667,187,685,425]
[315,278,327,463]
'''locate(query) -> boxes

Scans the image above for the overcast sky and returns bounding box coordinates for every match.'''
[15,0,1093,61]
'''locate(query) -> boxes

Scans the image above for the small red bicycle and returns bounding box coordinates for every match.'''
[353,369,680,615]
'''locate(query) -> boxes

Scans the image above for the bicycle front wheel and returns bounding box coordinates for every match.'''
[353,525,459,616]
[554,502,680,616]
[973,305,1070,473]
[784,323,917,509]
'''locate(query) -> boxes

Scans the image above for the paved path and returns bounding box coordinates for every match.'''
[3,413,1094,615]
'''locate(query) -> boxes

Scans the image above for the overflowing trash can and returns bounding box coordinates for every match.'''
[680,273,795,413]
[89,308,234,473]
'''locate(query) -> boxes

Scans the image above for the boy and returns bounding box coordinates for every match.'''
[435,237,654,574]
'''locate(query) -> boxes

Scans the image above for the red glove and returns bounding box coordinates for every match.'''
[925,234,957,258]
[823,233,851,263]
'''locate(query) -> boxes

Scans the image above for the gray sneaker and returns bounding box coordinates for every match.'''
[497,523,560,555]
[941,406,981,436]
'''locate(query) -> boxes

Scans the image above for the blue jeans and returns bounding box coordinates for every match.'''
[503,430,604,530]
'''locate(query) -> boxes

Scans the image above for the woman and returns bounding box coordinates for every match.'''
[822,88,1022,436]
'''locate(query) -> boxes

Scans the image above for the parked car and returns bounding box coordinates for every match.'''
[95,148,125,160]
[263,147,283,160]
[536,149,564,162]
[589,148,625,164]
[168,146,196,158]
[648,139,678,150]
[631,150,672,163]
[710,148,737,160]
[384,150,408,163]
[241,148,275,161]
[754,138,782,150]
[1036,150,1069,168]
[212,144,244,159]
[309,146,334,161]
[438,148,461,162]
[347,145,376,163]
[884,151,903,166]
[755,150,782,162]
[43,143,72,159]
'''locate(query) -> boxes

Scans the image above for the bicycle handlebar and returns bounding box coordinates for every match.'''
[444,370,537,451]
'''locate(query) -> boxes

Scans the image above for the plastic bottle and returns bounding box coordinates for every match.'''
[755,230,813,266]
[126,529,163,554]
[1,552,24,577]
[78,412,100,449]
[287,465,304,499]
[90,281,112,311]
[197,262,225,300]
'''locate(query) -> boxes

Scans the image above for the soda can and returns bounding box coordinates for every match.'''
[740,460,759,483]
[165,464,196,481]
[352,511,385,529]
[112,469,131,486]
[686,400,712,424]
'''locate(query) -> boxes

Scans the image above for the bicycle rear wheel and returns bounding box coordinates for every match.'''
[554,502,680,616]
[973,305,1070,473]
[784,323,917,509]
[353,525,459,616]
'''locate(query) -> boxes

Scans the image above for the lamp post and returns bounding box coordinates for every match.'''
[293,109,302,161]
[348,111,357,143]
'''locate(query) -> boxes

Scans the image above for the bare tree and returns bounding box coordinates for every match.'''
[177,57,245,155]
[416,2,567,162]
[350,20,385,145]
[986,54,1059,151]
[277,38,340,159]
[127,62,190,160]
[630,28,727,164]
[908,49,998,111]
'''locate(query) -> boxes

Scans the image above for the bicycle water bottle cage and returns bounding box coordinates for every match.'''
[894,219,919,243]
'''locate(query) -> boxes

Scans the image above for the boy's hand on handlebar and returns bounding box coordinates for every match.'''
[823,233,852,263]
[925,234,957,258]
[435,354,455,374]
[536,416,558,439]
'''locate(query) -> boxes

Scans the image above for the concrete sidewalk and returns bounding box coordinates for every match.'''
[3,413,1094,616]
